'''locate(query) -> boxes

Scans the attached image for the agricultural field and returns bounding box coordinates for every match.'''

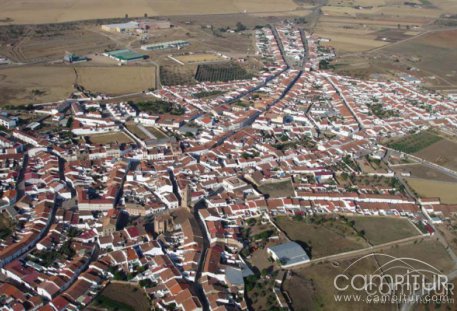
[275,216,369,258]
[0,65,75,105]
[0,0,299,24]
[89,282,150,311]
[314,0,453,57]
[414,138,457,171]
[195,62,253,82]
[258,179,295,198]
[88,132,133,144]
[173,53,227,64]
[0,27,117,63]
[406,178,457,204]
[375,29,457,88]
[385,130,442,154]
[75,65,156,95]
[0,65,156,105]
[347,216,421,245]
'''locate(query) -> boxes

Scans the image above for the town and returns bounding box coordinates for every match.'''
[1,17,457,311]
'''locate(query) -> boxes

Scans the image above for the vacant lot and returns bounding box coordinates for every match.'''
[0,65,155,105]
[392,163,457,182]
[126,122,150,140]
[382,238,455,274]
[174,53,226,64]
[145,127,168,139]
[275,216,369,258]
[89,132,133,144]
[90,282,150,311]
[347,216,420,245]
[406,178,457,204]
[258,179,295,198]
[0,0,298,24]
[386,130,442,154]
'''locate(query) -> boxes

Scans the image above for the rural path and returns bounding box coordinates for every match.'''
[384,146,457,180]
[287,234,429,270]
[340,26,457,58]
[400,206,457,311]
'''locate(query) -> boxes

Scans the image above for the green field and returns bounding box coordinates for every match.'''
[195,63,253,82]
[90,282,150,311]
[386,131,442,154]
[0,214,13,239]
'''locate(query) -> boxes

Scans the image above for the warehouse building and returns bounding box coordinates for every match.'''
[267,241,310,268]
[101,20,171,33]
[103,49,148,63]
[101,21,139,33]
[141,40,190,51]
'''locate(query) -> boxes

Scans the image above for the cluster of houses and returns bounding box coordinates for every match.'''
[0,21,456,311]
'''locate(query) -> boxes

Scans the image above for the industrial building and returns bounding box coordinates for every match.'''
[103,49,148,63]
[63,53,88,64]
[267,241,310,268]
[141,40,190,51]
[101,21,139,33]
[101,20,171,33]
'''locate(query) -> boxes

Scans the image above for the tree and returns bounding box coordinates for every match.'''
[235,22,247,32]
[66,117,73,128]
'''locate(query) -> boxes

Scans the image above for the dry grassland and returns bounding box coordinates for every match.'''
[0,65,155,105]
[0,29,116,63]
[413,138,457,171]
[382,239,455,273]
[0,0,299,25]
[285,256,395,311]
[378,30,457,87]
[75,65,156,94]
[0,66,75,105]
[406,178,457,204]
[347,216,420,245]
[315,0,442,54]
[275,216,369,258]
[174,53,226,64]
